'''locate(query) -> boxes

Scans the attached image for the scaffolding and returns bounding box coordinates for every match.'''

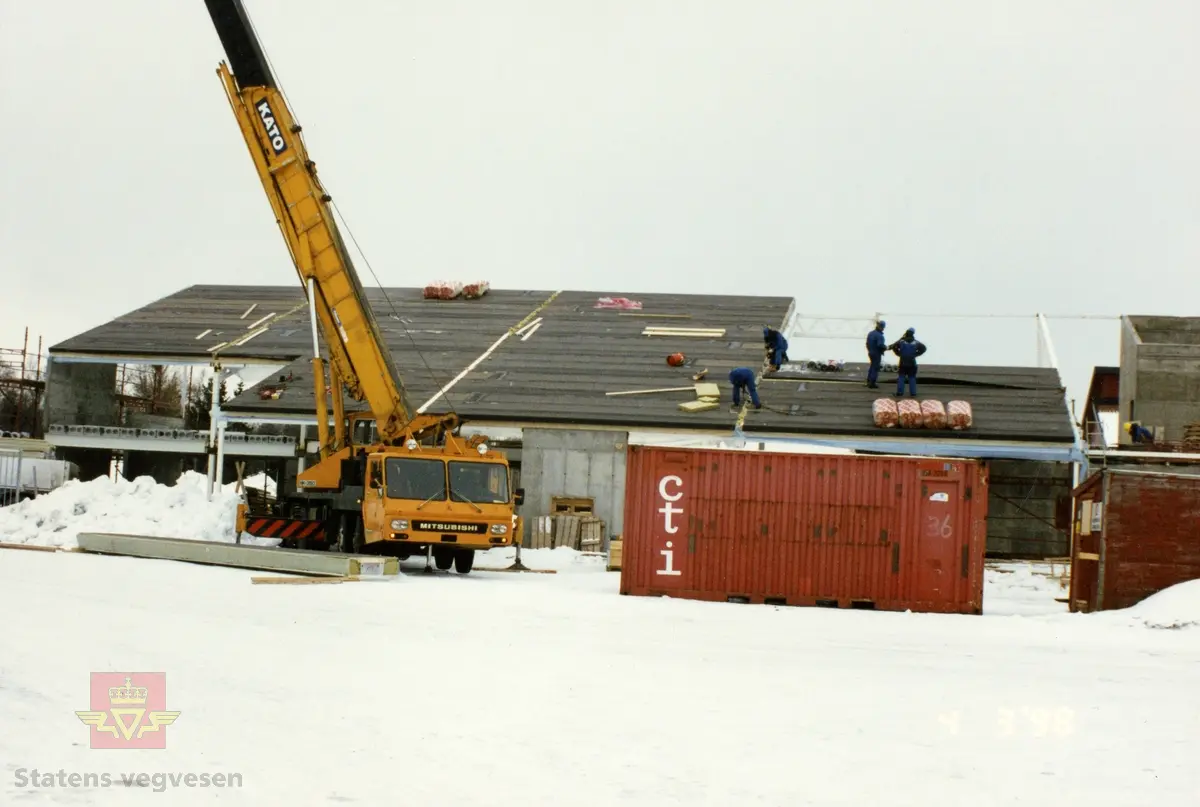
[0,327,45,438]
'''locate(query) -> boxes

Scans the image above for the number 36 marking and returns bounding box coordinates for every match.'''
[926,514,952,538]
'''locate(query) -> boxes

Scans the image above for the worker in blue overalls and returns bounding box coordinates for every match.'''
[763,326,789,371]
[1125,421,1154,444]
[728,367,763,410]
[865,319,887,389]
[889,327,927,397]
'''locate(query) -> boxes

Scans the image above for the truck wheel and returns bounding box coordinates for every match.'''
[454,549,475,574]
[350,516,365,554]
[433,546,454,571]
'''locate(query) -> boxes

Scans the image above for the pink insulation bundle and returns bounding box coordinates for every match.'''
[423,281,463,300]
[897,399,923,429]
[948,400,973,430]
[594,296,643,310]
[873,398,899,428]
[462,281,491,299]
[920,399,948,429]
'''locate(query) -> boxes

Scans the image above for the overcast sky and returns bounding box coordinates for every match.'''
[2,0,1197,410]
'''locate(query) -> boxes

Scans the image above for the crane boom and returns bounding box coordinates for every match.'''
[203,0,456,451]
[206,0,523,562]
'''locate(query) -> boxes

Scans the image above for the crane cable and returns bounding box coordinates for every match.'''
[241,2,459,417]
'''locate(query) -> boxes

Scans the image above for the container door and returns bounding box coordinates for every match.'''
[916,479,963,605]
[363,457,385,544]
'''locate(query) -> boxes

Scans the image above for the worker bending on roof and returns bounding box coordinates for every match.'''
[728,367,763,411]
[865,319,887,389]
[1125,421,1154,444]
[889,327,926,397]
[763,326,789,371]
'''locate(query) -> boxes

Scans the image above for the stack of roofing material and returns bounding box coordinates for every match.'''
[921,400,948,429]
[462,281,490,299]
[896,399,922,428]
[873,398,899,428]
[948,400,973,430]
[423,281,462,299]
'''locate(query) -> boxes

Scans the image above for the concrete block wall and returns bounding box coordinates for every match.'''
[1119,316,1200,444]
[517,428,628,547]
[43,359,120,482]
[985,459,1073,558]
[44,359,119,428]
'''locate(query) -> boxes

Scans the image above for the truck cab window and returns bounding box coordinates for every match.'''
[449,462,510,504]
[384,458,446,501]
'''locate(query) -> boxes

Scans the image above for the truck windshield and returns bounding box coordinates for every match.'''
[384,458,446,501]
[449,462,510,504]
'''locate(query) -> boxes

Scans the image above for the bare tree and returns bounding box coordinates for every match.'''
[128,366,183,416]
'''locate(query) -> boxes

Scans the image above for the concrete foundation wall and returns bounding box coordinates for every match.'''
[123,452,185,486]
[57,448,111,483]
[44,359,118,428]
[517,428,628,546]
[985,459,1073,558]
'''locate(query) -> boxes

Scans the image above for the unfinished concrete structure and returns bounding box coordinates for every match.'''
[1119,315,1200,445]
[519,429,629,541]
[42,284,1083,558]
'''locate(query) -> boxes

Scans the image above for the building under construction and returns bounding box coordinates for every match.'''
[29,283,1125,559]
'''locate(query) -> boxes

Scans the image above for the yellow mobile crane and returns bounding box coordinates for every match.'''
[205,0,522,573]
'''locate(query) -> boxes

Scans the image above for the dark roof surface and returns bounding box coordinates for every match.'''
[754,361,1074,443]
[220,287,794,433]
[49,284,1075,443]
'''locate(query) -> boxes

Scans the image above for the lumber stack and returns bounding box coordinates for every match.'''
[607,538,623,571]
[527,514,606,551]
[1183,422,1200,451]
[641,326,726,338]
[679,382,721,413]
[604,382,722,413]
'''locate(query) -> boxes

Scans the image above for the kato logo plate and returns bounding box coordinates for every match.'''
[254,98,288,156]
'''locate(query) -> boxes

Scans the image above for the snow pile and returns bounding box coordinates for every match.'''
[473,545,609,574]
[0,471,245,548]
[1116,579,1200,630]
[223,471,276,497]
[983,561,1069,617]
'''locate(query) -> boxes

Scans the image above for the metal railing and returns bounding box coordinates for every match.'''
[0,449,24,508]
[46,424,295,446]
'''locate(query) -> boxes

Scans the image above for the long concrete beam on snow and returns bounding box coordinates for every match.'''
[75,533,397,577]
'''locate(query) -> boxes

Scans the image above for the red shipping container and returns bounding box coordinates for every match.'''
[1069,468,1200,613]
[619,446,989,614]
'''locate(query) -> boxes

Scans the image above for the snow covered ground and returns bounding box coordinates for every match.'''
[1,542,1198,806]
[2,476,1199,804]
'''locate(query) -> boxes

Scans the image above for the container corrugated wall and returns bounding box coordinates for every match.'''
[1069,469,1200,612]
[619,446,988,614]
